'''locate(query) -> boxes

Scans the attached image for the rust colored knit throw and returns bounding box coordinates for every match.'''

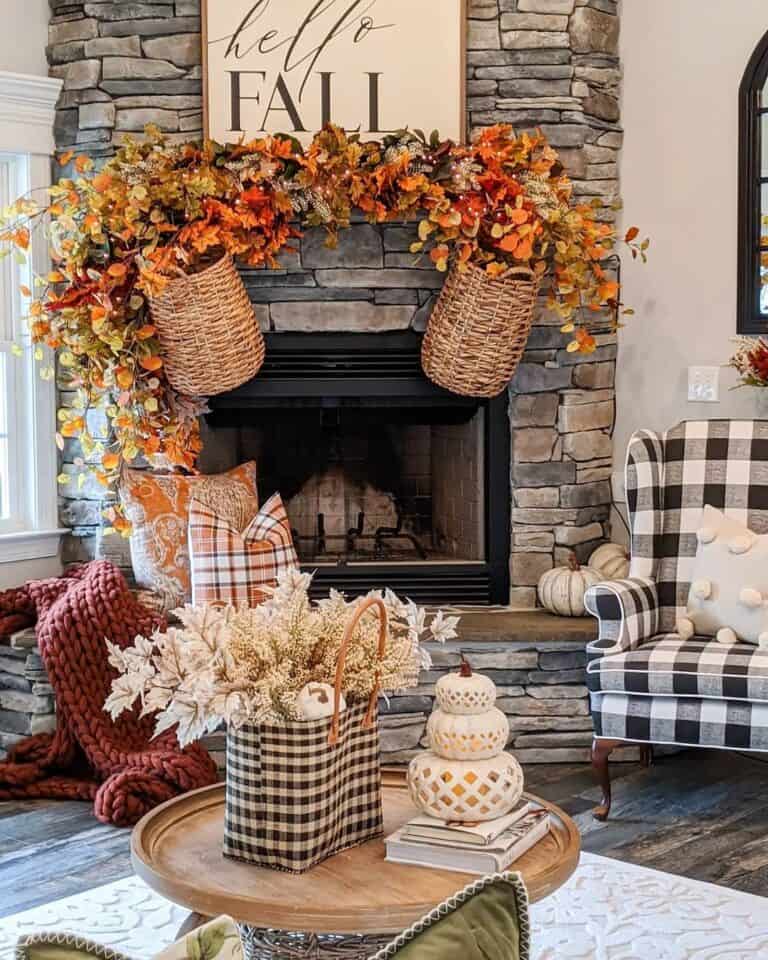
[0,561,217,826]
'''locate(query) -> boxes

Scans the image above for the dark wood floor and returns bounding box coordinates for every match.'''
[1,749,767,919]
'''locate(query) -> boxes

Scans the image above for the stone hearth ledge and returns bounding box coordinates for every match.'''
[378,608,609,766]
[0,611,624,767]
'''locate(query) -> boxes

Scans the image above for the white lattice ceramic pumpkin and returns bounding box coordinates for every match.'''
[435,659,496,715]
[408,657,523,821]
[427,658,509,759]
[427,706,509,760]
[589,542,630,580]
[407,751,524,821]
[537,556,602,617]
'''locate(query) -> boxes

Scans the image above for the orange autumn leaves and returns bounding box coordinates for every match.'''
[57,151,93,174]
[399,126,646,351]
[0,123,646,519]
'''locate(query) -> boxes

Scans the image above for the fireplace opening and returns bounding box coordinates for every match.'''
[204,333,510,604]
[215,407,486,565]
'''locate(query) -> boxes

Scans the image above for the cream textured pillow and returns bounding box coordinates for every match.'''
[677,505,768,647]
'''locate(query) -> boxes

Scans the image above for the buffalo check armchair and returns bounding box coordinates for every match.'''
[584,420,768,820]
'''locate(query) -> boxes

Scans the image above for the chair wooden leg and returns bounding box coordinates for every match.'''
[591,737,622,822]
[640,744,653,768]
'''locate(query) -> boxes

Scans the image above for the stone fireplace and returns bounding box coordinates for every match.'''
[51,0,622,610]
[0,0,635,767]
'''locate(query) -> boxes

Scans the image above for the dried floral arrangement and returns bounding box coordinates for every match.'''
[104,568,460,747]
[0,123,646,530]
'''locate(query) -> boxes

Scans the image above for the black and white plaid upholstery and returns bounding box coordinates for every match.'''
[585,420,768,751]
[584,577,659,659]
[224,701,383,873]
[593,692,768,751]
[629,420,768,633]
[587,635,768,702]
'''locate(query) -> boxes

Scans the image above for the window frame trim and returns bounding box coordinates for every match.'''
[0,152,34,536]
[738,31,768,334]
[0,71,65,564]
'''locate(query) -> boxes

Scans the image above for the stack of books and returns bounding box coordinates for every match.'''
[385,798,551,874]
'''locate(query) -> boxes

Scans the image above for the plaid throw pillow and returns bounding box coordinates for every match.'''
[189,492,299,606]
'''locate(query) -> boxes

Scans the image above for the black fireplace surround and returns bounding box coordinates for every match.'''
[207,332,511,604]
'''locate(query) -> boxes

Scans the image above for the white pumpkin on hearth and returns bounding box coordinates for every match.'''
[408,658,523,821]
[589,542,631,580]
[537,556,603,617]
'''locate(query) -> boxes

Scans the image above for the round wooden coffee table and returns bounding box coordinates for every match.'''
[132,772,580,959]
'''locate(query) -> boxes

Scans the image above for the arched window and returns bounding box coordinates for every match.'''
[739,31,768,333]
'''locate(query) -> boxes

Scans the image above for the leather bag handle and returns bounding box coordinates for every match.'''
[328,595,388,746]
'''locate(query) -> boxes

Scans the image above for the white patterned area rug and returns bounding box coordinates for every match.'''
[1,852,767,960]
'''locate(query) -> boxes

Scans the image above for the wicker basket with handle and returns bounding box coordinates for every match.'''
[421,261,541,398]
[147,254,265,396]
[223,595,388,873]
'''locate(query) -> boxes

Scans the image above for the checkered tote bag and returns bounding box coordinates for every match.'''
[223,596,386,873]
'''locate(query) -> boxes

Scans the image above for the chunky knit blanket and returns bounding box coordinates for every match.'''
[0,561,217,826]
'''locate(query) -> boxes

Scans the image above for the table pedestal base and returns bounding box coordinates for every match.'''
[238,926,394,960]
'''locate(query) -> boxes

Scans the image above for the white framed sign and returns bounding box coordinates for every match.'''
[203,1,466,145]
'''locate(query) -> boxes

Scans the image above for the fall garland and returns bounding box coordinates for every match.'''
[0,123,647,534]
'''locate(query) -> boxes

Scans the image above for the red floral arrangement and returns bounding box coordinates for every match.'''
[730,337,768,386]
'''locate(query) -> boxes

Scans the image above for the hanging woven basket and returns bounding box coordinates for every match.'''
[147,254,265,396]
[421,262,541,399]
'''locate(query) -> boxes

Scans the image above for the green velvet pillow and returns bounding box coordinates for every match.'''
[14,947,102,960]
[370,873,530,960]
[16,916,243,960]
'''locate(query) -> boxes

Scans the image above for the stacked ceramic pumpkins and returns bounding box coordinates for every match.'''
[407,657,524,821]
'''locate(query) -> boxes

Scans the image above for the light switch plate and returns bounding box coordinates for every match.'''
[688,366,720,402]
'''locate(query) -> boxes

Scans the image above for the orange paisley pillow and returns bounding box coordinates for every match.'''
[120,462,259,610]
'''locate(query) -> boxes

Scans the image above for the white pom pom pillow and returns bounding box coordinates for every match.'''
[677,504,768,647]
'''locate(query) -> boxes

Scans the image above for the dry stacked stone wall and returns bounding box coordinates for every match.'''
[49,0,622,609]
[0,629,56,758]
[382,634,595,765]
[48,0,204,153]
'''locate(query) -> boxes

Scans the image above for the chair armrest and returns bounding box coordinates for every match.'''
[584,577,659,657]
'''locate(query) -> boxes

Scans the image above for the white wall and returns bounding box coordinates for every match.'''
[616,0,768,465]
[0,0,49,77]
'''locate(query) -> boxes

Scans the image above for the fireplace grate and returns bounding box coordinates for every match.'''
[308,566,494,604]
